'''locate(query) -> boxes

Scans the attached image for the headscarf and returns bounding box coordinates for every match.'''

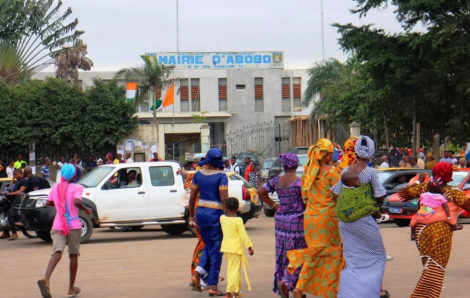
[355,135,375,159]
[426,152,433,160]
[279,153,299,169]
[339,136,358,169]
[57,164,76,235]
[432,162,453,184]
[198,148,224,169]
[302,138,334,193]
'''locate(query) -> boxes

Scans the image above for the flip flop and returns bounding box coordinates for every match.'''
[67,287,81,298]
[37,279,52,298]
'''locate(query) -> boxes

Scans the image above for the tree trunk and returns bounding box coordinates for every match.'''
[383,116,390,152]
[412,112,417,156]
[433,133,440,161]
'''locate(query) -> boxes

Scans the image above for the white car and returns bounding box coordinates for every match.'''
[18,162,189,243]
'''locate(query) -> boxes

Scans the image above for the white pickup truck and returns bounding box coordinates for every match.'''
[19,162,190,242]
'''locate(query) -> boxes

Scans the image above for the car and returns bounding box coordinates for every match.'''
[260,158,276,180]
[376,168,431,196]
[183,171,262,224]
[382,169,470,227]
[267,154,308,180]
[17,162,190,243]
[263,156,307,217]
[236,152,261,176]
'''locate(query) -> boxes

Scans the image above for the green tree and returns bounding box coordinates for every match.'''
[0,0,83,82]
[114,55,173,147]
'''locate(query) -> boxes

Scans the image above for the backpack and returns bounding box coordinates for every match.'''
[335,183,379,222]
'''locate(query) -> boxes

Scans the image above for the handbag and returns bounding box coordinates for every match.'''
[335,183,380,222]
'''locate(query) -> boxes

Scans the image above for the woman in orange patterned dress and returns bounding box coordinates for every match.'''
[400,162,470,298]
[286,138,342,298]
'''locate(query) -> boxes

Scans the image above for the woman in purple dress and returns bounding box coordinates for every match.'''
[258,153,307,297]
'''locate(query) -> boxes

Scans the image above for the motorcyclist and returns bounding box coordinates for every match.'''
[0,169,33,240]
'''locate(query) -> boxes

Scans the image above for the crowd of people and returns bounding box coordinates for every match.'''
[184,136,470,298]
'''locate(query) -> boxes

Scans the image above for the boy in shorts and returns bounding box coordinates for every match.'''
[37,164,91,298]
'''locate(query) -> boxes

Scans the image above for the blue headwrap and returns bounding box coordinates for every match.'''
[198,148,224,169]
[61,164,76,182]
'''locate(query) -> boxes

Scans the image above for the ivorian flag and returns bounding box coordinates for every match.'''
[126,82,137,102]
[162,83,175,108]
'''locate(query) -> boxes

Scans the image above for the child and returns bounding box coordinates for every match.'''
[37,164,92,298]
[341,169,361,188]
[220,197,254,298]
[410,178,462,240]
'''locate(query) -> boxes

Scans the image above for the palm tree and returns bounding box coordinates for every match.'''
[114,55,173,151]
[55,39,93,84]
[0,41,26,84]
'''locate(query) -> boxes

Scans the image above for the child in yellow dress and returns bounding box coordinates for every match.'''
[220,197,254,297]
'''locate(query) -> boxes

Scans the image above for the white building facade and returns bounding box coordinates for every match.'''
[34,51,312,161]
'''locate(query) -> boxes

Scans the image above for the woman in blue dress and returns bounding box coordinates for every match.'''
[189,148,228,296]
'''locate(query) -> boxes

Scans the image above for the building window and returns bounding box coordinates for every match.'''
[218,78,227,111]
[281,77,291,112]
[255,77,264,112]
[191,78,200,112]
[293,77,301,110]
[155,87,161,100]
[180,79,189,112]
[235,84,245,90]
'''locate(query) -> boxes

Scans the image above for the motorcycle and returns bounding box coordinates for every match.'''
[0,192,36,239]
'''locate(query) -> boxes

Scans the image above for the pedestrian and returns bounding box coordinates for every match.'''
[114,153,124,164]
[220,197,254,297]
[189,148,228,296]
[227,156,240,174]
[400,162,470,297]
[105,152,114,164]
[41,158,51,179]
[332,135,387,297]
[417,152,426,169]
[150,152,162,162]
[125,152,134,163]
[0,161,7,178]
[458,157,467,168]
[97,159,104,166]
[379,156,390,168]
[13,154,27,169]
[6,160,14,178]
[243,157,255,181]
[257,153,307,297]
[409,157,420,169]
[287,139,342,298]
[248,163,260,188]
[37,164,91,298]
[399,155,412,168]
[425,153,437,170]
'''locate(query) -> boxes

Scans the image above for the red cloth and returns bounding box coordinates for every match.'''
[432,162,454,183]
[244,163,253,181]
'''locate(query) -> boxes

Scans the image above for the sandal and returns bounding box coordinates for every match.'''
[191,272,201,289]
[277,280,289,298]
[67,286,81,298]
[208,289,225,296]
[37,279,52,298]
[189,282,202,292]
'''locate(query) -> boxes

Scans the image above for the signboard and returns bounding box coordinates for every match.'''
[145,51,284,70]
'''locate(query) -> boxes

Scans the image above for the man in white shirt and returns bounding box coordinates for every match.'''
[379,156,390,168]
[227,156,240,174]
[417,152,426,169]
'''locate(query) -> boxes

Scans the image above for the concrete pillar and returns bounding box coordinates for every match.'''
[200,124,210,153]
[158,124,165,158]
[350,121,361,137]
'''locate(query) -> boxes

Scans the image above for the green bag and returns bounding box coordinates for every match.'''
[335,183,379,222]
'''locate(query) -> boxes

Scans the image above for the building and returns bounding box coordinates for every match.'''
[33,51,313,161]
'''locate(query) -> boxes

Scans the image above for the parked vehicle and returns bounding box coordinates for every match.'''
[184,171,262,223]
[17,162,189,243]
[260,158,276,181]
[267,154,308,180]
[382,169,470,227]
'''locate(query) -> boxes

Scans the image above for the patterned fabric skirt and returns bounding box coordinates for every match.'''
[338,215,386,298]
[273,212,307,294]
[287,214,343,297]
[191,228,205,276]
[411,222,452,298]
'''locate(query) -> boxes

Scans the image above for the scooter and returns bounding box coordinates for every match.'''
[0,193,36,239]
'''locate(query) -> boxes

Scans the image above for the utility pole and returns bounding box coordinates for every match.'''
[320,0,325,60]
[176,0,180,52]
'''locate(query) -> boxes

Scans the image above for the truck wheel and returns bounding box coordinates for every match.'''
[79,215,93,243]
[263,207,275,217]
[161,223,187,236]
[36,231,52,242]
[393,219,410,227]
[129,225,144,231]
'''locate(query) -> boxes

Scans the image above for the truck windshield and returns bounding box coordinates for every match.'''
[79,166,114,188]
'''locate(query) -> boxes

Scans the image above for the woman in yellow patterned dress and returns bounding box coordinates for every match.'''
[286,138,342,298]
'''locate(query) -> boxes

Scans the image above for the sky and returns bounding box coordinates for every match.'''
[61,0,403,70]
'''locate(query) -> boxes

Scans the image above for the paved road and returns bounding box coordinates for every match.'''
[3,216,470,297]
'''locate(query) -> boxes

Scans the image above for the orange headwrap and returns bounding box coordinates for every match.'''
[301,139,334,200]
[339,136,358,169]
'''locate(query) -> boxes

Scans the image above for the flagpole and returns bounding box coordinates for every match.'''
[172,80,175,125]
